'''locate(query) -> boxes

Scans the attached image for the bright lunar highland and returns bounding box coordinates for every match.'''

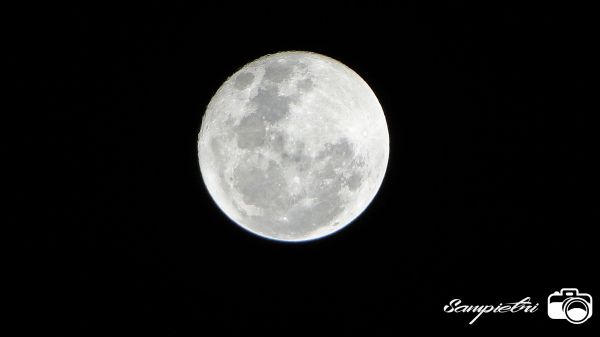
[198,51,389,241]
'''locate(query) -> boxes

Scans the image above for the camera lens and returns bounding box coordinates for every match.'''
[563,298,590,324]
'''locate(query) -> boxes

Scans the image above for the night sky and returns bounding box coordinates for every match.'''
[18,2,596,335]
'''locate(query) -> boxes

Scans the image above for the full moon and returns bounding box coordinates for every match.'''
[198,51,389,242]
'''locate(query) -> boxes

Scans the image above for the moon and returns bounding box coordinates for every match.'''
[198,51,389,242]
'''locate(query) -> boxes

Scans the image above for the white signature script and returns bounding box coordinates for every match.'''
[444,297,539,324]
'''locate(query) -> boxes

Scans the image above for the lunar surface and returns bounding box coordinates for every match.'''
[198,51,389,241]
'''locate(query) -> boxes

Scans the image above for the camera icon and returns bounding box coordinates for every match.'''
[548,288,593,324]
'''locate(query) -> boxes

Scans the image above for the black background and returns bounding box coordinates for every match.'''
[18,2,596,335]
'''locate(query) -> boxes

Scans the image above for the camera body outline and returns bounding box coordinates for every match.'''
[547,288,593,324]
